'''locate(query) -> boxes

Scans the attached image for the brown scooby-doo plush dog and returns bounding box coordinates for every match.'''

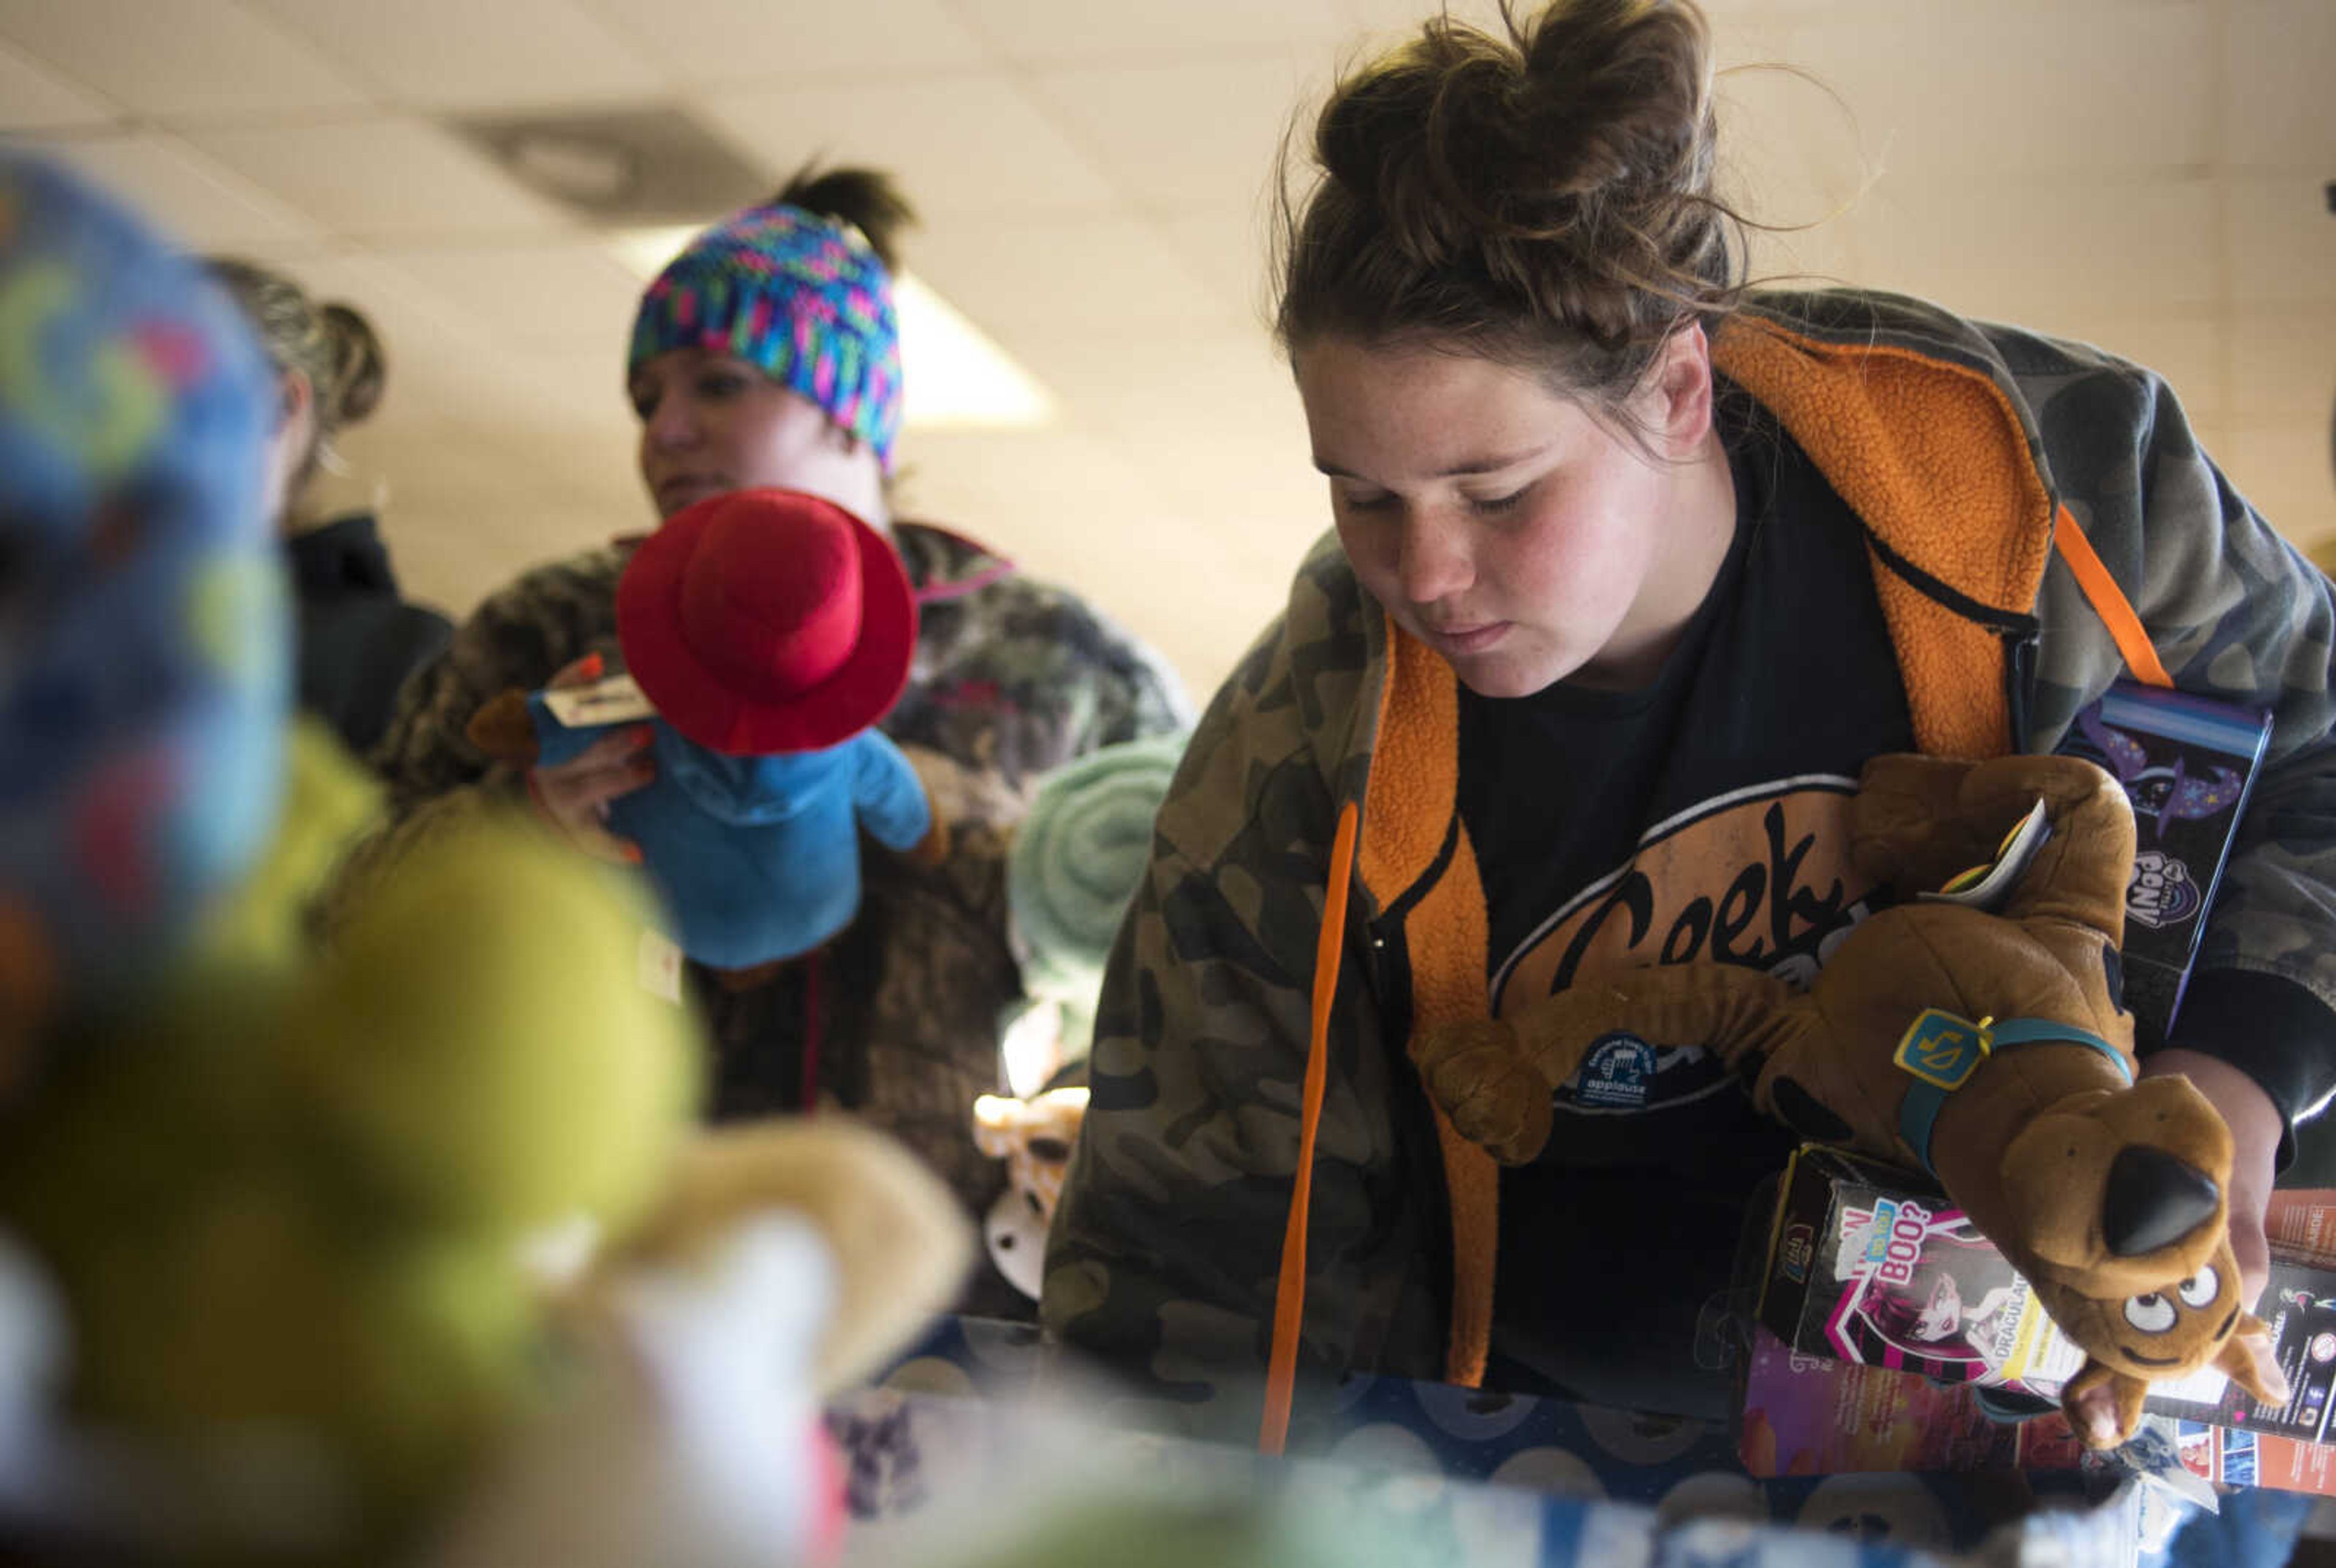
[1413,754,2288,1447]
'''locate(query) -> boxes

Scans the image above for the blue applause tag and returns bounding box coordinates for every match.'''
[1891,1009,1994,1092]
[1574,1033,1656,1110]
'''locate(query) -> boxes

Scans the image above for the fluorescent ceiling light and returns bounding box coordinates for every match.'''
[893,274,1055,431]
[605,223,698,280]
[606,226,1055,431]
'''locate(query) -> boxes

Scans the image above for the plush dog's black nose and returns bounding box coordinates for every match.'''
[2102,1146,2222,1257]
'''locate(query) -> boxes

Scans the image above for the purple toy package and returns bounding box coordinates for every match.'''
[2054,682,2274,1049]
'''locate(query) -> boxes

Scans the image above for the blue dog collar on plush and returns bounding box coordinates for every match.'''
[1894,1009,2132,1175]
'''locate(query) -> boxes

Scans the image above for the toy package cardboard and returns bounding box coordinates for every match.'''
[2053,682,2273,1049]
[1738,1322,2336,1499]
[1754,1148,2336,1443]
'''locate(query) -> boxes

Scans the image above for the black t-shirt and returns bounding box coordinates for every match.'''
[1456,390,1914,1412]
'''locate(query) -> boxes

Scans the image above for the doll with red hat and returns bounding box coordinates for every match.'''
[470,487,944,974]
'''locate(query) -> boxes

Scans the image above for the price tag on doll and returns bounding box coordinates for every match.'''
[638,928,684,1004]
[544,673,656,728]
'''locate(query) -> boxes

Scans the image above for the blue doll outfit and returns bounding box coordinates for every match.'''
[529,698,931,971]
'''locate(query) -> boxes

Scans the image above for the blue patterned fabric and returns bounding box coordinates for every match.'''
[829,1316,2151,1567]
[0,152,283,1017]
[2159,1486,2313,1568]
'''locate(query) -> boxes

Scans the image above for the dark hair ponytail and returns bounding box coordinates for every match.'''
[773,164,917,272]
[1278,0,1747,414]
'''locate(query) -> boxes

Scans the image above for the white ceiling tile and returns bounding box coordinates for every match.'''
[575,0,992,82]
[20,131,325,250]
[0,38,117,131]
[248,252,535,432]
[1159,204,1279,322]
[1774,4,2213,179]
[496,349,641,434]
[1033,56,1315,210]
[1091,552,1283,699]
[1063,493,1296,698]
[954,0,1344,64]
[378,430,638,615]
[1013,325,1299,441]
[183,118,572,241]
[2229,176,2336,308]
[1340,0,1809,64]
[902,429,1179,541]
[374,242,642,355]
[1839,176,2217,322]
[911,217,1239,333]
[256,253,480,349]
[0,0,372,120]
[2226,1,2336,173]
[272,254,641,446]
[2223,423,2336,549]
[899,425,1257,693]
[243,0,667,110]
[1001,328,1325,625]
[312,409,619,547]
[896,428,1184,583]
[1337,0,1508,45]
[2230,312,2336,426]
[698,75,1119,218]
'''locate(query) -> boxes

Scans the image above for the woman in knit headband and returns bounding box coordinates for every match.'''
[349,165,1192,1318]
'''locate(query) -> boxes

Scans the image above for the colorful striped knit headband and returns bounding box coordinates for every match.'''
[627,203,903,472]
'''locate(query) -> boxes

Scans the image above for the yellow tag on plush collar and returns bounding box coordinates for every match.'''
[1892,1008,1995,1091]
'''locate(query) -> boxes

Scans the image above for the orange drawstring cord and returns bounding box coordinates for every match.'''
[2053,507,2172,688]
[1259,798,1360,1456]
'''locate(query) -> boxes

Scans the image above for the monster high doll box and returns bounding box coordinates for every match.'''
[2053,682,2275,1050]
[1753,1147,2336,1443]
[1756,1146,2080,1395]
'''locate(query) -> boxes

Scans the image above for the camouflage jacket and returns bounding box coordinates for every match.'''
[352,520,1191,1314]
[1043,289,2336,1435]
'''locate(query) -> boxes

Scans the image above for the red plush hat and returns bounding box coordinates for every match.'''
[616,488,916,755]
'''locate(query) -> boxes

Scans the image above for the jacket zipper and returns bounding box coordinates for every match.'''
[1863,527,2044,755]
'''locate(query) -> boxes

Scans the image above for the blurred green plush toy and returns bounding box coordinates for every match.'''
[0,729,702,1555]
[0,151,975,1568]
[0,153,703,1561]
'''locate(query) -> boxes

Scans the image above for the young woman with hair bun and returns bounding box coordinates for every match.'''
[1046,0,2336,1439]
[208,259,451,756]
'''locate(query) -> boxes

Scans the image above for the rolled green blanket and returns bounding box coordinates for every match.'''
[1009,732,1189,1005]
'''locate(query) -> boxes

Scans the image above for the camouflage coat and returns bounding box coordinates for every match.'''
[353,520,1191,1314]
[1042,290,2336,1435]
